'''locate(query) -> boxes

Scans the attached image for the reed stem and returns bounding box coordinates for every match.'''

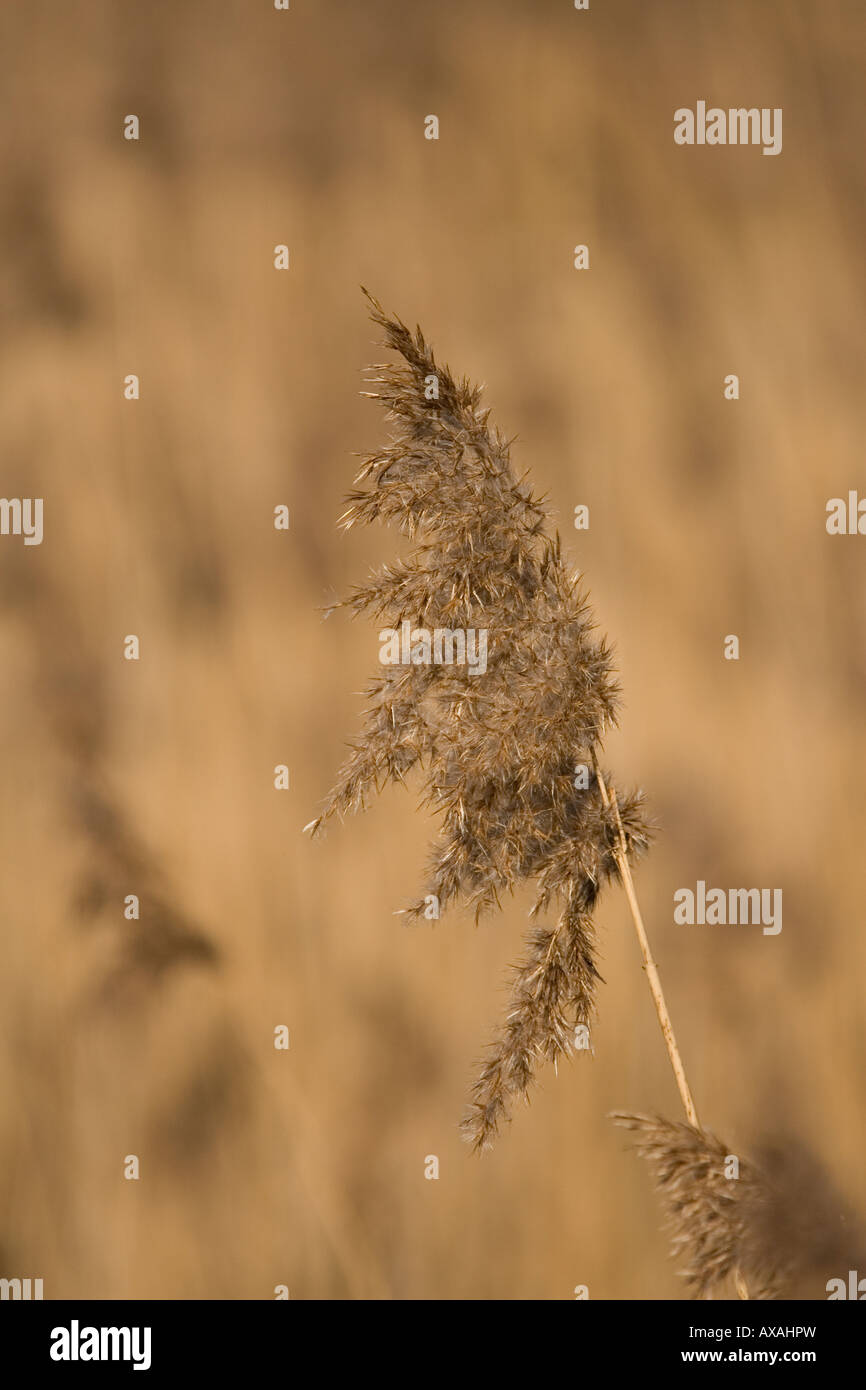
[594,758,753,1297]
[593,757,700,1129]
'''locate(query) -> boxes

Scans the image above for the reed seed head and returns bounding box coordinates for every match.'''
[312,292,650,1145]
[613,1111,786,1299]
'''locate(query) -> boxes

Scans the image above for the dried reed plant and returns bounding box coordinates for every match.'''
[309,290,650,1148]
[311,294,854,1299]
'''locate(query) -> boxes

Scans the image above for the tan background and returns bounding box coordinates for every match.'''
[1,0,864,1298]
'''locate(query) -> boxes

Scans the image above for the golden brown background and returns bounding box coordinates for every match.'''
[1,0,864,1299]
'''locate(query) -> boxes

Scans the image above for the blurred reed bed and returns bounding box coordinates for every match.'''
[0,0,864,1298]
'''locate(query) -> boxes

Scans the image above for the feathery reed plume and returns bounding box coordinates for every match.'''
[310,291,650,1146]
[613,1113,866,1299]
[611,1112,783,1299]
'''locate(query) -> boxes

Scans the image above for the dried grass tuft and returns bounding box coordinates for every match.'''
[612,1112,784,1299]
[311,292,650,1145]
